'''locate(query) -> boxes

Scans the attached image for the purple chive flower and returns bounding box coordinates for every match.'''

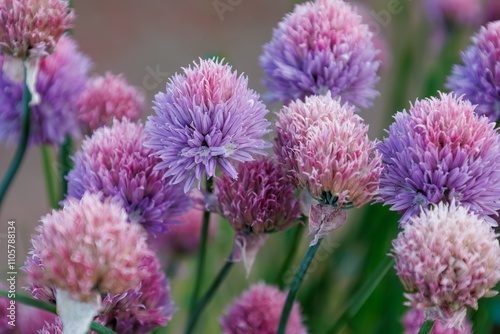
[0,0,74,58]
[77,72,145,131]
[220,283,308,334]
[23,192,155,302]
[260,0,380,108]
[96,254,175,333]
[145,58,271,193]
[378,93,500,224]
[446,21,500,121]
[67,119,190,236]
[392,202,500,330]
[0,36,90,145]
[403,308,472,334]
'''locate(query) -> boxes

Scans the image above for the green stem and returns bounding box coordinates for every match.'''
[328,257,394,333]
[0,290,116,334]
[58,135,73,200]
[185,255,234,334]
[277,221,305,289]
[0,63,31,210]
[278,238,323,334]
[188,177,214,316]
[418,320,435,334]
[41,145,59,208]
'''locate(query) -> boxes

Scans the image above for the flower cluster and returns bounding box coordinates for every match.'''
[260,0,380,108]
[378,93,500,223]
[392,202,500,329]
[446,21,500,121]
[67,119,190,235]
[145,58,270,192]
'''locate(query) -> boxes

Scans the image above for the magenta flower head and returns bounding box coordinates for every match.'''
[67,118,190,236]
[446,21,500,121]
[220,283,308,334]
[23,192,154,302]
[96,253,175,333]
[275,94,381,208]
[378,93,500,224]
[260,0,380,108]
[424,0,482,27]
[392,202,500,330]
[0,36,90,145]
[0,287,15,333]
[77,72,145,131]
[403,308,472,334]
[0,0,73,58]
[145,58,271,193]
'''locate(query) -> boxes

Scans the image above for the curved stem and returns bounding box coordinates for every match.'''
[278,238,323,334]
[188,177,214,316]
[0,63,31,210]
[277,221,305,289]
[418,320,435,334]
[41,145,59,208]
[0,290,116,334]
[185,255,234,334]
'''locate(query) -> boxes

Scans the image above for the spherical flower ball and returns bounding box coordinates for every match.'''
[96,254,175,333]
[23,192,155,302]
[0,35,91,145]
[144,58,271,193]
[392,202,500,329]
[446,21,500,121]
[220,283,308,334]
[424,0,482,27]
[77,72,145,131]
[216,157,302,234]
[378,93,500,224]
[67,118,190,236]
[149,206,217,257]
[0,0,74,58]
[259,0,380,108]
[402,308,472,334]
[275,94,382,208]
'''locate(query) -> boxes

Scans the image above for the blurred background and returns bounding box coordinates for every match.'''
[1,0,498,333]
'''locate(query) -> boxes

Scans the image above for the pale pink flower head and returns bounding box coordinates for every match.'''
[0,0,74,58]
[220,283,308,334]
[275,94,382,208]
[403,308,472,334]
[23,192,155,302]
[77,72,145,131]
[392,201,500,330]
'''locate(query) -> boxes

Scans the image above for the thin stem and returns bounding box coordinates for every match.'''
[277,221,305,289]
[328,257,394,333]
[0,290,116,334]
[41,145,59,208]
[58,135,73,200]
[185,255,234,334]
[418,320,435,334]
[278,238,323,334]
[0,63,31,211]
[188,176,214,315]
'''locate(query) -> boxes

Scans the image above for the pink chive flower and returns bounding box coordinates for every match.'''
[220,283,308,334]
[425,0,482,26]
[260,0,380,108]
[0,0,73,58]
[23,192,154,302]
[77,72,145,131]
[446,21,500,121]
[67,119,190,236]
[37,318,64,334]
[392,202,500,330]
[378,93,500,224]
[17,304,58,334]
[0,36,90,145]
[275,94,382,208]
[144,58,271,193]
[96,254,175,333]
[403,308,472,334]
